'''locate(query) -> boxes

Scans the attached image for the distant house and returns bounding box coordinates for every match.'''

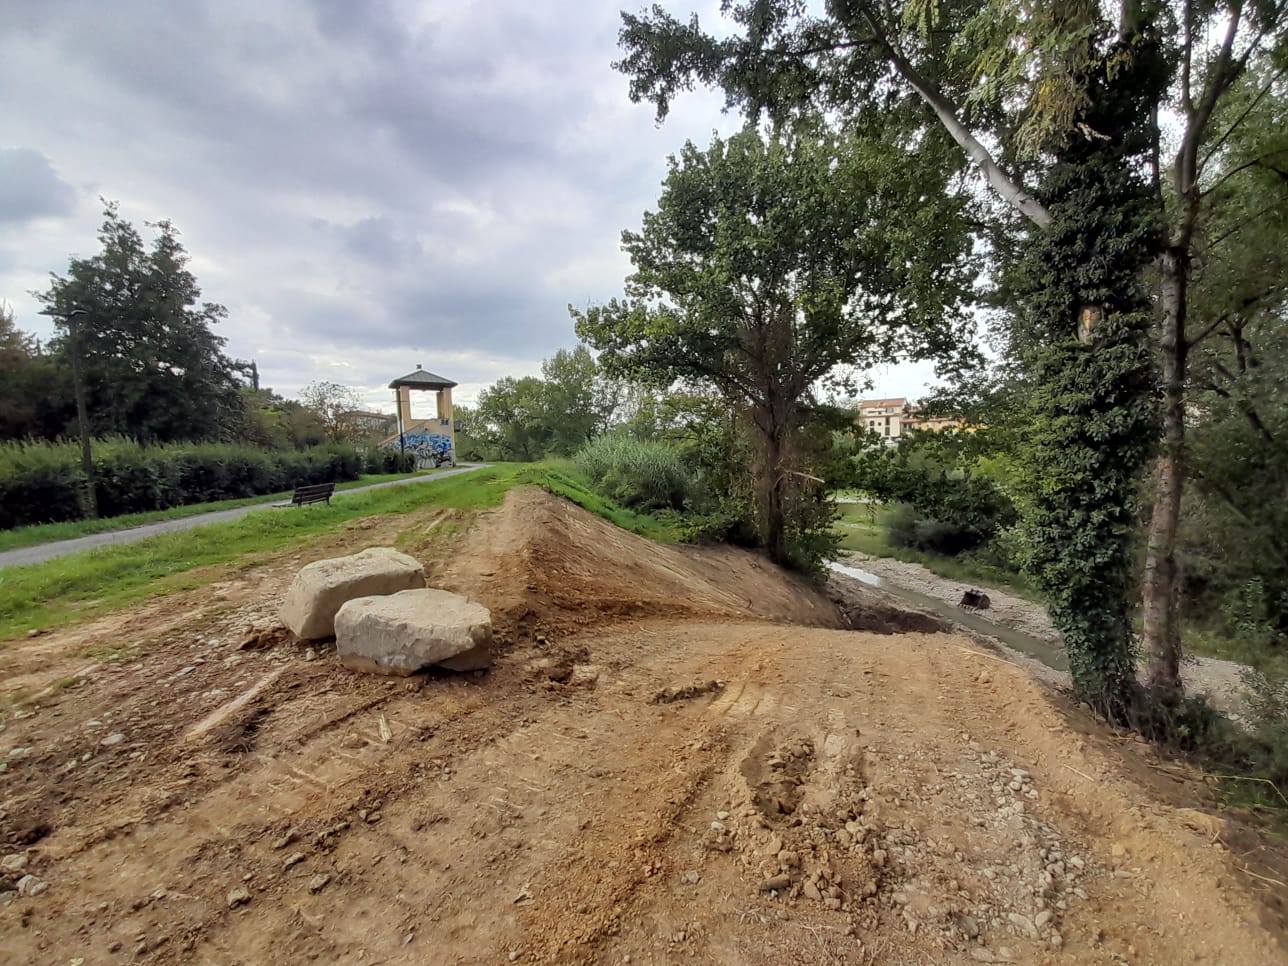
[340,410,397,438]
[855,397,962,441]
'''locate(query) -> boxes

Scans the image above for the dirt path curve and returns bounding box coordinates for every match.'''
[841,552,1254,718]
[0,463,490,570]
[0,490,1283,964]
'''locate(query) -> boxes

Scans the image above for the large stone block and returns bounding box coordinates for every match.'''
[280,547,426,640]
[335,588,493,676]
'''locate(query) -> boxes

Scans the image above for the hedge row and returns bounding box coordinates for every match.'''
[0,439,415,530]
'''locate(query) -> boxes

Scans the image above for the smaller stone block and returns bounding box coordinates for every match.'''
[336,588,493,676]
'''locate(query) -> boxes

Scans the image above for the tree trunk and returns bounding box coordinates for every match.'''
[1142,250,1187,697]
[763,426,788,565]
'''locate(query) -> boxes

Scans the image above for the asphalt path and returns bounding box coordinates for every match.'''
[0,463,491,570]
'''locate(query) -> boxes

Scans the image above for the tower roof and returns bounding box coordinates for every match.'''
[388,365,457,390]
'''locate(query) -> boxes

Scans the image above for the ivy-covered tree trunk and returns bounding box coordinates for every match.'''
[1012,33,1166,721]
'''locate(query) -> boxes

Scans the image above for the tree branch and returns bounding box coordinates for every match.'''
[856,3,1052,228]
[1197,62,1288,178]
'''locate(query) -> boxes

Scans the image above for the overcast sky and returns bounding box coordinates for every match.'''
[0,0,940,415]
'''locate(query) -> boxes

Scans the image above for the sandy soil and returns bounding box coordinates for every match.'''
[0,489,1284,964]
[841,552,1255,718]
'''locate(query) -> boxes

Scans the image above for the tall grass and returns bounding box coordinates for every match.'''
[575,436,693,511]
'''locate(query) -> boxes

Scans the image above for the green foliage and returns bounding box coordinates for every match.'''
[35,201,244,444]
[363,450,416,475]
[574,435,693,511]
[850,438,1018,552]
[1005,32,1168,719]
[0,438,366,530]
[466,345,626,462]
[0,305,76,441]
[575,124,974,567]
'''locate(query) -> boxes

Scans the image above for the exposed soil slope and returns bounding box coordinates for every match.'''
[0,488,1283,964]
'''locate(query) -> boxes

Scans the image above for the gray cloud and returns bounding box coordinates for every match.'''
[0,1,824,404]
[0,148,76,223]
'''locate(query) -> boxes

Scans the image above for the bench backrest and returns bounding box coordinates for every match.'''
[291,482,336,505]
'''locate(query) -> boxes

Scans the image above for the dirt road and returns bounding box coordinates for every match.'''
[0,490,1284,964]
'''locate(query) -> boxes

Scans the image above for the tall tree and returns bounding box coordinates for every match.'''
[615,0,1288,714]
[298,380,363,443]
[574,126,974,564]
[35,201,243,444]
[540,345,623,455]
[473,376,556,461]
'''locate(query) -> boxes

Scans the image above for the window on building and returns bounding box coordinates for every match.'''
[884,425,890,436]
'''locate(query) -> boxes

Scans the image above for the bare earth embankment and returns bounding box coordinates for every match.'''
[0,489,1284,964]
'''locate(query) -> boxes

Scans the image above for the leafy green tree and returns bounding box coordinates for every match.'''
[473,376,555,461]
[574,126,974,565]
[0,304,76,440]
[35,201,243,444]
[540,345,623,455]
[298,380,363,443]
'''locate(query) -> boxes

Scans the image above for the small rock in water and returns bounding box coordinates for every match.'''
[226,886,252,908]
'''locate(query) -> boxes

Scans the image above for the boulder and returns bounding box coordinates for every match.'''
[280,548,425,640]
[335,588,493,676]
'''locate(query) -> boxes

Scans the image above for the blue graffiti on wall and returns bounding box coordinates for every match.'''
[383,428,455,468]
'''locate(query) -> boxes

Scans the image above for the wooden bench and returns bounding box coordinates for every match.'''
[289,482,336,507]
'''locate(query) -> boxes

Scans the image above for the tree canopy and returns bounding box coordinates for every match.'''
[574,125,976,563]
[35,201,244,444]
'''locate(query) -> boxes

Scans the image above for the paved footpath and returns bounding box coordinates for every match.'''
[0,463,491,570]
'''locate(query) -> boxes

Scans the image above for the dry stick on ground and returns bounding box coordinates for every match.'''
[1064,764,1098,783]
[1237,866,1288,889]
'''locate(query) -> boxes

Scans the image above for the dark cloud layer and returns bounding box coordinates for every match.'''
[0,1,933,408]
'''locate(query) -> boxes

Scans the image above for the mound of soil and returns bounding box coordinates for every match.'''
[430,487,844,640]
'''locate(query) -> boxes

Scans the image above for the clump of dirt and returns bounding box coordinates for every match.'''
[825,575,952,634]
[651,680,726,704]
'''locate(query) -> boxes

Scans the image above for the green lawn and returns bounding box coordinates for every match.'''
[0,469,446,554]
[0,462,682,641]
[0,466,526,640]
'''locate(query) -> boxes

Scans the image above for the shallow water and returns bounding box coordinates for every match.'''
[826,561,1069,672]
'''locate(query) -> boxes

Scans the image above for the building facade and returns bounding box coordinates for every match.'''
[856,397,961,440]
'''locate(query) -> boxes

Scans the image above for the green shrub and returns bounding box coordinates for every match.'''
[0,439,368,529]
[575,436,693,511]
[885,502,989,556]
